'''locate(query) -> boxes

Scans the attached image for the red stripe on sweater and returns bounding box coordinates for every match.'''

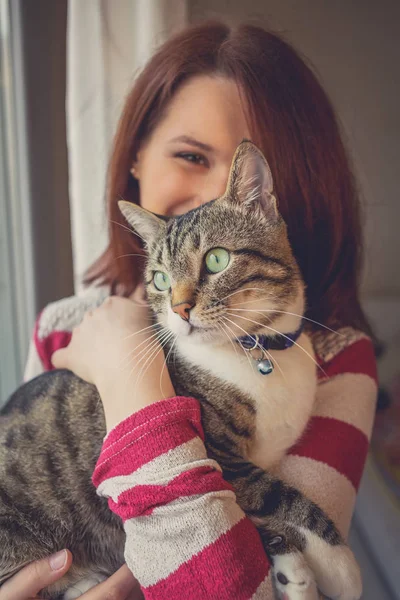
[109,466,234,520]
[34,318,72,371]
[93,398,203,485]
[143,518,269,600]
[317,338,377,383]
[289,416,369,490]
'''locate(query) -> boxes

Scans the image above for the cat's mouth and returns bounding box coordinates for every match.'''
[188,323,213,334]
[167,308,220,341]
[183,322,220,342]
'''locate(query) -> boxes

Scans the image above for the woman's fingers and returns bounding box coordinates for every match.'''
[0,550,72,600]
[80,564,143,599]
[51,346,69,369]
[0,554,142,600]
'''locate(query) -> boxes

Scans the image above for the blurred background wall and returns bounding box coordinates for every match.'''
[18,0,73,311]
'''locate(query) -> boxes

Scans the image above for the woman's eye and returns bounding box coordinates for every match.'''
[205,248,230,274]
[176,152,208,166]
[153,271,171,291]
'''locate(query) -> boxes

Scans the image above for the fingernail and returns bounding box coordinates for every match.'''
[49,549,67,571]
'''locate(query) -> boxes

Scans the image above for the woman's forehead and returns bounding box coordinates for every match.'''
[155,75,251,155]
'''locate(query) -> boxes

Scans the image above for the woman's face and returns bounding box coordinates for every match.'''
[133,75,251,216]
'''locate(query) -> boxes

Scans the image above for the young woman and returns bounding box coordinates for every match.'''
[1,22,377,600]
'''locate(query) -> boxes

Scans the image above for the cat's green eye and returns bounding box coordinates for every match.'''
[153,271,171,291]
[205,248,230,274]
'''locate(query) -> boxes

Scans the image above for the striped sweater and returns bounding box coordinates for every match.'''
[24,287,378,599]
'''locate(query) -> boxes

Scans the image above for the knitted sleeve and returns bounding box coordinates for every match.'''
[278,328,378,537]
[92,396,271,600]
[23,288,109,382]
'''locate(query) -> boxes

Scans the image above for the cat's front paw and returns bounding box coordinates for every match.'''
[63,573,108,599]
[303,535,362,600]
[272,552,319,600]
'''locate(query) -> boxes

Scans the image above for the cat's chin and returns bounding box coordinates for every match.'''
[165,313,222,344]
[178,323,220,344]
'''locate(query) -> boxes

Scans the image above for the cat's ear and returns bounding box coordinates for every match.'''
[118,201,165,246]
[224,140,279,220]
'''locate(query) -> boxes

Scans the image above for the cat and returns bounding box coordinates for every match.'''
[0,141,362,600]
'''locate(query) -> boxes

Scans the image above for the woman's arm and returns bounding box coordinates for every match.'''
[92,396,270,600]
[277,332,378,537]
[51,296,273,599]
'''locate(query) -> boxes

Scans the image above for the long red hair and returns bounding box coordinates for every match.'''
[85,21,373,337]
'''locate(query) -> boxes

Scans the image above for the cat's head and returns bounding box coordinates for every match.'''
[119,141,305,344]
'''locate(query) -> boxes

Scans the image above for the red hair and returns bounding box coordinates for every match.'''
[85,21,373,337]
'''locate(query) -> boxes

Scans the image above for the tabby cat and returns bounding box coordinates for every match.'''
[0,141,361,600]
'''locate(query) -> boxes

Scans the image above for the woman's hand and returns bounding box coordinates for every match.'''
[52,291,175,431]
[0,551,143,600]
[52,288,151,389]
[0,550,72,600]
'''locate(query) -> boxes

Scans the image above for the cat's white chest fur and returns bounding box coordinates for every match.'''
[177,331,317,470]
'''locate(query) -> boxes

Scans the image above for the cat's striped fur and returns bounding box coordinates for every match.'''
[0,142,361,599]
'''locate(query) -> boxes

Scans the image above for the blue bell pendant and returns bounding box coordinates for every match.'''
[257,358,274,375]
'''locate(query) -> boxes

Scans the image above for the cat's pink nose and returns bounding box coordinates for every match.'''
[172,302,194,321]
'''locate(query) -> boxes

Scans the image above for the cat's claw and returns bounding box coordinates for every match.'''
[273,552,319,600]
[304,541,362,600]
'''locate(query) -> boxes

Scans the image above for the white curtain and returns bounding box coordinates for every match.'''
[67,0,188,292]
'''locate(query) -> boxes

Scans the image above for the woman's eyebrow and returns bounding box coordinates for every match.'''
[168,135,215,153]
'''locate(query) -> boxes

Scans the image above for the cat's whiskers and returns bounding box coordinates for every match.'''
[134,326,173,370]
[109,218,146,243]
[226,310,327,378]
[223,315,287,382]
[132,330,175,397]
[262,346,287,383]
[213,287,266,306]
[120,325,168,367]
[122,328,174,397]
[159,333,178,397]
[121,322,162,342]
[228,303,344,338]
[121,329,165,363]
[127,327,172,372]
[216,321,240,359]
[120,336,163,386]
[221,316,255,372]
[219,289,343,339]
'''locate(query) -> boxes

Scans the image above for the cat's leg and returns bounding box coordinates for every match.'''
[224,462,362,600]
[301,530,362,600]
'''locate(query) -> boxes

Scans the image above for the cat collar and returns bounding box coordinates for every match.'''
[236,319,305,375]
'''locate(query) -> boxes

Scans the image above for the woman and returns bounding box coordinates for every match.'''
[1,21,377,600]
